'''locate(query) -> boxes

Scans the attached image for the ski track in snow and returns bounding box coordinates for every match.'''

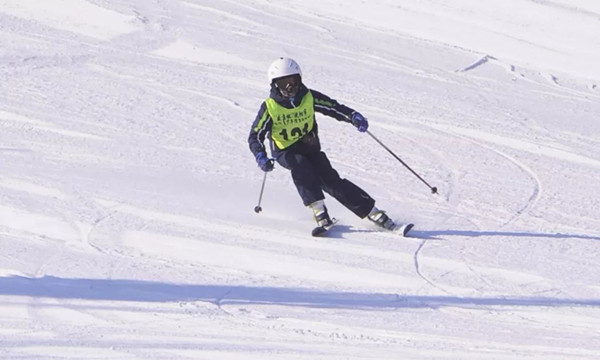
[458,54,600,103]
[438,126,543,228]
[1,0,600,358]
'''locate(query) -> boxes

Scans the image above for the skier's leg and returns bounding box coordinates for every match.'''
[277,150,325,206]
[311,152,398,229]
[311,151,375,218]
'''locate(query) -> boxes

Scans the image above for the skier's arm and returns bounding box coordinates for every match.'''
[248,102,272,157]
[311,89,357,123]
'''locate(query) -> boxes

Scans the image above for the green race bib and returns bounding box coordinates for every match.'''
[265,91,315,149]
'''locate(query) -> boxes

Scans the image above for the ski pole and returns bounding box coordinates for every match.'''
[254,163,273,213]
[254,171,268,213]
[366,130,438,194]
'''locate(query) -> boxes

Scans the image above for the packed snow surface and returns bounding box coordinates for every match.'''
[1,0,600,359]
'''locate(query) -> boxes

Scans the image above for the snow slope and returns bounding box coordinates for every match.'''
[1,0,600,358]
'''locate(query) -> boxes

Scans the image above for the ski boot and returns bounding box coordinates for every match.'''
[309,200,334,236]
[368,207,414,236]
[314,207,333,228]
[368,209,397,230]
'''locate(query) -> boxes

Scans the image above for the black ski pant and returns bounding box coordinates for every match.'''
[276,149,375,218]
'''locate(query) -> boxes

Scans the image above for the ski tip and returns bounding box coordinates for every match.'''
[311,218,338,237]
[398,223,414,237]
[311,226,327,237]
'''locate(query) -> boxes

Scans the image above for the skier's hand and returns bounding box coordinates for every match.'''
[351,112,368,132]
[255,152,274,172]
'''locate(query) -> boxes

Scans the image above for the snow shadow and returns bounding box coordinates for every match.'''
[414,230,600,241]
[1,275,599,310]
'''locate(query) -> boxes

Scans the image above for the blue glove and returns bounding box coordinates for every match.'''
[351,112,368,132]
[255,152,274,172]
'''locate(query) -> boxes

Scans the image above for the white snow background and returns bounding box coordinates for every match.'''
[1,0,600,359]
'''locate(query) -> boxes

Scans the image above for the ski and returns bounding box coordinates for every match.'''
[311,218,338,237]
[311,219,413,237]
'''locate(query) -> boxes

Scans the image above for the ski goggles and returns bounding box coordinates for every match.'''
[274,74,301,97]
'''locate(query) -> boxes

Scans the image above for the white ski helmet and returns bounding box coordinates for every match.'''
[267,57,302,83]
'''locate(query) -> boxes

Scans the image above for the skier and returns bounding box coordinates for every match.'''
[248,57,397,234]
